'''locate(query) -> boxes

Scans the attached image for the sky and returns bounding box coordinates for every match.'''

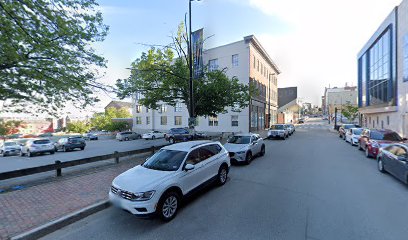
[90,0,403,110]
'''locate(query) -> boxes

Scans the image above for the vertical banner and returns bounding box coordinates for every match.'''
[192,28,203,79]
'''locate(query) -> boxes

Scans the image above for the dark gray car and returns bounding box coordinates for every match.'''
[377,143,408,184]
[54,137,86,152]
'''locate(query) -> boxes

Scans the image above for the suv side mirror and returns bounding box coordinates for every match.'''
[184,164,195,171]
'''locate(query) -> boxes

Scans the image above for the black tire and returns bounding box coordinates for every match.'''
[260,145,265,156]
[245,152,252,165]
[378,158,386,173]
[20,151,25,157]
[28,150,33,157]
[138,135,142,139]
[50,151,55,155]
[54,147,58,152]
[217,165,228,186]
[169,138,175,144]
[124,137,129,141]
[80,147,85,150]
[63,146,69,152]
[157,191,180,222]
[152,135,156,140]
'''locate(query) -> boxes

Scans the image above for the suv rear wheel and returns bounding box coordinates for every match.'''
[217,165,228,186]
[245,152,252,165]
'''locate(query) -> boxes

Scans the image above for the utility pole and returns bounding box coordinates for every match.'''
[188,0,194,128]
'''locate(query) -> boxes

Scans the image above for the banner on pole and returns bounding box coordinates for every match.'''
[192,28,204,79]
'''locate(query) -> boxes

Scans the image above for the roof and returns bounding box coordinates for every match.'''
[163,140,215,151]
[105,101,132,109]
[244,35,281,74]
[233,133,257,137]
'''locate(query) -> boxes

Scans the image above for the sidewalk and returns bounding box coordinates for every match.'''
[0,157,144,240]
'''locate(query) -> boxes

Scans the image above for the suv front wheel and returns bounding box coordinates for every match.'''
[157,191,180,222]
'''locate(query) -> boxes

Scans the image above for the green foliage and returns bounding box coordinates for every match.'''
[341,104,359,122]
[0,120,22,136]
[90,107,131,131]
[116,23,254,119]
[67,121,90,134]
[0,0,109,115]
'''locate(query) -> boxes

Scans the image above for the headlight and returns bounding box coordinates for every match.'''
[236,151,246,154]
[131,190,155,201]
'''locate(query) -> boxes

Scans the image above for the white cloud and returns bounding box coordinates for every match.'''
[246,0,402,105]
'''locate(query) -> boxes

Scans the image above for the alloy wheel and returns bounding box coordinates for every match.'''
[219,167,227,184]
[162,196,178,219]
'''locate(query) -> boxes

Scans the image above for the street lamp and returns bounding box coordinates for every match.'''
[188,0,200,128]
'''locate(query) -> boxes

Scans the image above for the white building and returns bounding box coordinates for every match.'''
[132,35,281,133]
[357,0,408,136]
[324,86,358,115]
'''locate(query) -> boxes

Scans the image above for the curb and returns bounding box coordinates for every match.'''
[11,200,111,240]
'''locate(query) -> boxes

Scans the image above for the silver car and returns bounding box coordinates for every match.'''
[268,124,289,139]
[0,141,21,157]
[224,133,265,165]
[20,139,55,157]
[116,131,141,141]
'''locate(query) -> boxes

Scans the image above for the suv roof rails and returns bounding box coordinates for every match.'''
[190,140,212,149]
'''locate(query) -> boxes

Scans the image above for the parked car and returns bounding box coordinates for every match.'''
[0,141,21,157]
[345,128,363,146]
[116,131,141,141]
[268,124,289,139]
[377,143,408,184]
[37,132,53,138]
[298,118,305,124]
[83,133,98,141]
[165,128,193,144]
[286,124,295,135]
[54,137,86,152]
[193,132,208,139]
[338,124,357,139]
[20,139,55,157]
[142,131,165,140]
[358,129,406,158]
[224,133,265,164]
[109,140,230,221]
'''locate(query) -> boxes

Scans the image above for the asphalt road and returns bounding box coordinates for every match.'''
[0,138,168,173]
[42,119,408,240]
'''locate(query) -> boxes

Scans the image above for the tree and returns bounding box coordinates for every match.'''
[90,107,131,131]
[67,121,90,134]
[0,0,109,115]
[0,120,22,136]
[116,23,255,123]
[341,104,359,123]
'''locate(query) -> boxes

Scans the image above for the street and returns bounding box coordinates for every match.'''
[41,119,408,240]
[0,138,168,173]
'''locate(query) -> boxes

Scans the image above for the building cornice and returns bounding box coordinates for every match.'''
[244,35,281,74]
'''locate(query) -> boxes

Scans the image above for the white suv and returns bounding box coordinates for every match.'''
[109,140,230,221]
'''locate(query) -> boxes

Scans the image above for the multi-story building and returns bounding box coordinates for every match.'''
[357,0,408,136]
[324,86,358,116]
[132,35,281,133]
[277,87,301,123]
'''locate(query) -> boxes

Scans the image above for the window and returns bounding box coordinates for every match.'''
[160,116,167,125]
[376,116,379,124]
[135,117,142,124]
[199,146,216,161]
[159,104,167,113]
[231,115,238,126]
[175,102,183,112]
[232,54,239,67]
[146,116,150,125]
[136,105,142,113]
[253,56,256,68]
[209,59,218,71]
[174,116,182,125]
[261,63,263,74]
[205,144,222,155]
[209,115,218,126]
[257,59,259,71]
[186,149,201,165]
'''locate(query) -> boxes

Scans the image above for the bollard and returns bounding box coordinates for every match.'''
[151,146,155,154]
[55,160,62,177]
[114,151,119,164]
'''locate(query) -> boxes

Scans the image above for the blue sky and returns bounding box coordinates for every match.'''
[88,0,403,112]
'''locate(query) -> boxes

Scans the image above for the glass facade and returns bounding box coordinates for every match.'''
[358,27,394,107]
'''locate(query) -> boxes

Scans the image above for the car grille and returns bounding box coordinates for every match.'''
[229,152,235,157]
[111,186,135,201]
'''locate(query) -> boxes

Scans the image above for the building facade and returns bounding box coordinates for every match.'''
[277,87,301,123]
[357,0,408,136]
[132,35,281,133]
[324,86,358,116]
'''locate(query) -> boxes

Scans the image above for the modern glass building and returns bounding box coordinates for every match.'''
[357,0,408,136]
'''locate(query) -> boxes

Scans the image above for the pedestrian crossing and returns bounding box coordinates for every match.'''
[295,123,332,130]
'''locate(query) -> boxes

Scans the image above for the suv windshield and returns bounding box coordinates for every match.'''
[270,125,284,130]
[4,142,17,146]
[383,132,403,141]
[142,149,187,171]
[353,129,363,135]
[344,125,355,129]
[228,136,250,144]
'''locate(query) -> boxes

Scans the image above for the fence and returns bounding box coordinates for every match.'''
[0,145,163,181]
